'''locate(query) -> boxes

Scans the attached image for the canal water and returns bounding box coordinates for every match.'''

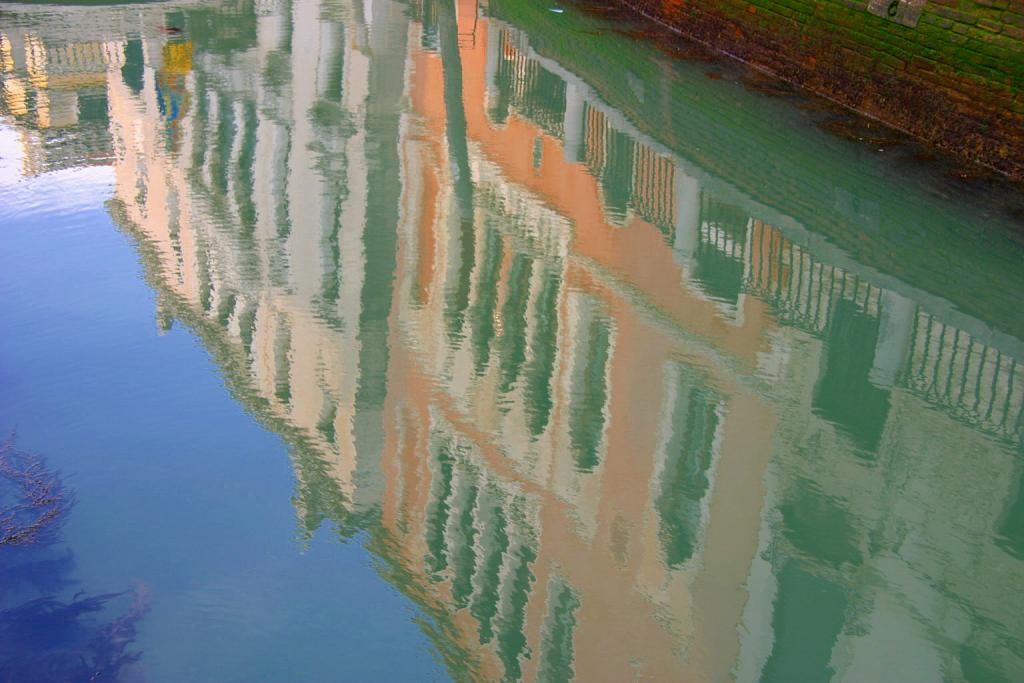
[2,0,1023,681]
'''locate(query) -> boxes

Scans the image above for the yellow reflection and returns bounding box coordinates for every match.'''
[0,34,14,73]
[162,41,192,75]
[2,77,28,116]
[2,2,1023,681]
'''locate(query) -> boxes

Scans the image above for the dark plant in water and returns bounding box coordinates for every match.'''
[0,440,74,547]
[0,438,149,683]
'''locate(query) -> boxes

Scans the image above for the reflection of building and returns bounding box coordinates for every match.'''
[153,40,192,151]
[393,8,1024,680]
[101,0,410,518]
[0,28,122,174]
[5,0,1024,680]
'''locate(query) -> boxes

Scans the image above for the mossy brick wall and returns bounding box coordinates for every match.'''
[616,0,1024,179]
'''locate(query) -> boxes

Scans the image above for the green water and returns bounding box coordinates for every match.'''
[1,0,1023,680]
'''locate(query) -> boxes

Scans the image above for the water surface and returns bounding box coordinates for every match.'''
[2,0,1024,680]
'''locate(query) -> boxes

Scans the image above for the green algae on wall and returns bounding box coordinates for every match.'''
[607,0,1024,179]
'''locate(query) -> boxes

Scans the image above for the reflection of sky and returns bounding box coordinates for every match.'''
[0,124,114,220]
[0,119,451,683]
[2,0,1023,678]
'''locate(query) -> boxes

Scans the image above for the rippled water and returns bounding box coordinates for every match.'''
[2,0,1024,681]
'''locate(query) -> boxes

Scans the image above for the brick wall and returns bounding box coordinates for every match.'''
[616,0,1024,179]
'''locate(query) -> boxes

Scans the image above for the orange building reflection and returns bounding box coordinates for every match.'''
[4,0,1024,680]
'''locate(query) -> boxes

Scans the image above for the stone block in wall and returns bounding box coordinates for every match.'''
[866,0,926,27]
[975,0,1010,10]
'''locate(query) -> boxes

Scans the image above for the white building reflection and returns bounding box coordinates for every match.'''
[2,1,1023,680]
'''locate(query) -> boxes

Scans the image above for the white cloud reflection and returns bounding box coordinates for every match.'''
[0,123,114,220]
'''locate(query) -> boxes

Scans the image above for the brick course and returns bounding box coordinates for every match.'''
[612,0,1024,179]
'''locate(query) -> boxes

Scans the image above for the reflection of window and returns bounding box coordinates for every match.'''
[813,297,891,455]
[470,485,510,644]
[216,292,237,326]
[77,90,109,125]
[631,144,675,238]
[273,315,292,404]
[538,576,580,683]
[566,295,613,472]
[121,39,144,94]
[494,502,537,682]
[209,92,234,193]
[470,225,504,375]
[582,104,635,226]
[423,423,541,682]
[691,197,747,306]
[197,243,213,313]
[236,102,258,231]
[767,485,858,680]
[760,562,847,683]
[448,463,480,609]
[525,267,561,437]
[779,480,862,569]
[414,0,440,53]
[488,43,511,125]
[316,394,337,445]
[493,37,567,137]
[653,364,722,568]
[237,302,256,353]
[423,422,541,680]
[598,127,634,225]
[996,466,1024,560]
[959,642,1016,682]
[424,433,456,575]
[498,254,533,394]
[443,214,476,340]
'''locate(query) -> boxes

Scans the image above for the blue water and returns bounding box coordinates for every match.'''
[2,0,1024,680]
[0,158,449,681]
